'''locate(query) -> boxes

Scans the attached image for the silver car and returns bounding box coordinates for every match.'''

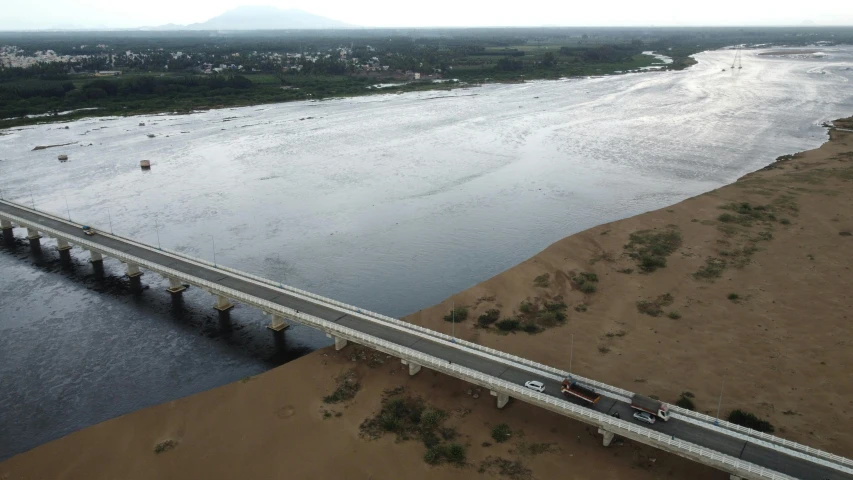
[524,380,545,392]
[633,411,656,425]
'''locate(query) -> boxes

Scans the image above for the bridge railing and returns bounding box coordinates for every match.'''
[308,326,796,480]
[0,200,635,395]
[1,202,848,474]
[668,405,853,469]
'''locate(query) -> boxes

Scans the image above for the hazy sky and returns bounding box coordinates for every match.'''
[2,0,852,30]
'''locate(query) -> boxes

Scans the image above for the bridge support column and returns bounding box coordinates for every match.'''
[214,295,234,331]
[400,359,422,376]
[1,219,13,245]
[126,262,143,292]
[89,251,103,264]
[598,428,615,447]
[730,476,743,480]
[325,333,348,351]
[267,314,288,346]
[57,238,72,263]
[26,228,41,251]
[490,391,509,409]
[166,277,187,296]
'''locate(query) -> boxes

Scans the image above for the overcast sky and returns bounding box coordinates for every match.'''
[2,0,852,30]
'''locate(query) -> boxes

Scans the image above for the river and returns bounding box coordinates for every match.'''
[1,47,852,460]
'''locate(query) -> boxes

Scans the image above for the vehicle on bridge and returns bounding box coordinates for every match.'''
[633,411,656,425]
[524,380,545,392]
[631,394,670,421]
[561,377,601,404]
[82,226,95,236]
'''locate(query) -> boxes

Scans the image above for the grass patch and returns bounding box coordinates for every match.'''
[693,257,727,280]
[479,456,532,480]
[154,439,178,454]
[323,370,361,404]
[360,394,465,465]
[424,442,467,466]
[572,272,599,294]
[574,303,587,312]
[521,323,541,334]
[754,231,773,241]
[636,293,674,317]
[488,298,568,333]
[443,306,469,322]
[716,223,741,237]
[477,308,501,327]
[624,227,682,272]
[718,202,777,226]
[772,194,800,215]
[598,345,611,354]
[667,311,681,319]
[604,330,626,338]
[728,409,775,433]
[589,251,615,264]
[617,268,634,274]
[675,392,695,410]
[491,423,513,443]
[516,441,558,457]
[728,293,739,301]
[718,244,759,268]
[533,273,550,288]
[496,318,522,332]
[840,231,852,237]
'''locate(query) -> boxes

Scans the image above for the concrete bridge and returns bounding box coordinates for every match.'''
[1,198,851,480]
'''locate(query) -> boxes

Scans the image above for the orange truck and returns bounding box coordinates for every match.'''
[561,377,601,404]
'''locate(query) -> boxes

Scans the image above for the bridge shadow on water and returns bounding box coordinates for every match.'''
[0,236,331,460]
[1,237,321,365]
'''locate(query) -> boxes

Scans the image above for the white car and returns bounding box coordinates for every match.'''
[524,380,545,393]
[633,411,656,425]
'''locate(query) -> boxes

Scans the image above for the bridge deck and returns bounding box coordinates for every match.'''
[1,201,850,480]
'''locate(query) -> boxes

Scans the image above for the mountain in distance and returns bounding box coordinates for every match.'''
[177,6,355,30]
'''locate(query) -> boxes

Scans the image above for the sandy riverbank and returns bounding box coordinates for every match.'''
[2,118,851,479]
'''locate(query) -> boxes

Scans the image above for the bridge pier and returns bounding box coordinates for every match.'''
[57,238,72,263]
[126,262,143,292]
[598,428,615,447]
[326,334,348,351]
[89,251,103,264]
[400,359,422,376]
[214,295,234,331]
[729,476,743,480]
[166,277,187,296]
[1,219,13,245]
[26,228,41,251]
[267,314,288,346]
[490,391,509,409]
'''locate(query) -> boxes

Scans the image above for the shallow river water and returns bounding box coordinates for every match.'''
[1,47,852,459]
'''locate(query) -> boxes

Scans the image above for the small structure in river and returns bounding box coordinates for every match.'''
[140,160,151,170]
[58,154,68,162]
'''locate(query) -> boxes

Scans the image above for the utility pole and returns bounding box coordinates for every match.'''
[154,218,161,249]
[715,377,725,425]
[107,207,113,234]
[211,234,217,267]
[64,194,71,221]
[569,333,574,372]
[451,301,456,342]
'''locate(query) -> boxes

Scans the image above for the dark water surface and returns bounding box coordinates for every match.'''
[2,47,853,460]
